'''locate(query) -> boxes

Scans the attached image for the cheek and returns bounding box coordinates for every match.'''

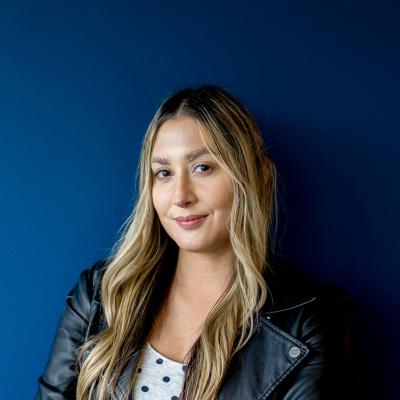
[152,186,172,218]
[211,179,234,210]
[151,186,162,214]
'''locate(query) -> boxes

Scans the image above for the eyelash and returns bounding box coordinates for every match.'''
[153,164,212,180]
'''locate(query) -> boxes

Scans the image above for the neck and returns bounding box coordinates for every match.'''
[171,247,234,305]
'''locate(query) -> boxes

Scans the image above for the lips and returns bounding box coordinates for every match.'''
[175,215,208,222]
[174,215,208,230]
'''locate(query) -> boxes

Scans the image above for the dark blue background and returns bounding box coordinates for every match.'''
[0,1,398,398]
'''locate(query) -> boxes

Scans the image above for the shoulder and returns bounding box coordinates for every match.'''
[260,256,351,350]
[69,258,110,342]
[74,258,109,302]
[263,257,330,307]
[86,258,109,283]
[66,258,109,324]
[261,256,350,323]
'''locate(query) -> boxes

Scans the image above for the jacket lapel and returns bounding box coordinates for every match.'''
[217,315,310,400]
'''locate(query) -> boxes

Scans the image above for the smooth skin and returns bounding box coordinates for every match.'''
[149,116,235,363]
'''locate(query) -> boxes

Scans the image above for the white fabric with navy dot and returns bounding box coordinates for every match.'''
[133,341,187,400]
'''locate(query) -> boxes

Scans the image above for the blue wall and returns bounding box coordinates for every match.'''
[0,1,398,398]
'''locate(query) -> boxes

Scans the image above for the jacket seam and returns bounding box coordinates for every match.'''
[264,296,318,315]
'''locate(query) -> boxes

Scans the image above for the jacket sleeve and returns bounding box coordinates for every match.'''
[35,261,101,400]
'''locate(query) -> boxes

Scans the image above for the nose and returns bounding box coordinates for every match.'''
[173,174,196,208]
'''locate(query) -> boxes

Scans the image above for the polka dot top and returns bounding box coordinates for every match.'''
[132,341,188,400]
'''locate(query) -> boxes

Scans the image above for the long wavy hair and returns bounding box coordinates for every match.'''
[76,85,278,400]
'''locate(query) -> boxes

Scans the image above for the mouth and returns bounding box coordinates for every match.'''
[174,215,208,222]
[174,215,208,230]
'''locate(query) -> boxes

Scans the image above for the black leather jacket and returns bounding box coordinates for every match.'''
[35,258,352,399]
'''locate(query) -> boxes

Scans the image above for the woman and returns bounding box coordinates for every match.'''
[36,85,346,400]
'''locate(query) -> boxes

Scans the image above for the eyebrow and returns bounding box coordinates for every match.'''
[151,147,211,165]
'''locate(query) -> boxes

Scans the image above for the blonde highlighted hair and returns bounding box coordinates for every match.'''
[76,85,278,400]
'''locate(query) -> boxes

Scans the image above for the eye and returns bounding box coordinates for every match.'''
[194,164,211,174]
[153,169,171,179]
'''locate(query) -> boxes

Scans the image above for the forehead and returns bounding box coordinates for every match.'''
[151,116,208,155]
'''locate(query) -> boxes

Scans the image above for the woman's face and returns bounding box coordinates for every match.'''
[151,115,234,255]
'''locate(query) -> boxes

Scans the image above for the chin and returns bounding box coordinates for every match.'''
[172,239,209,253]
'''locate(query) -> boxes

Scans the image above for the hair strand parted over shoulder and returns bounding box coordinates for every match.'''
[76,84,278,400]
